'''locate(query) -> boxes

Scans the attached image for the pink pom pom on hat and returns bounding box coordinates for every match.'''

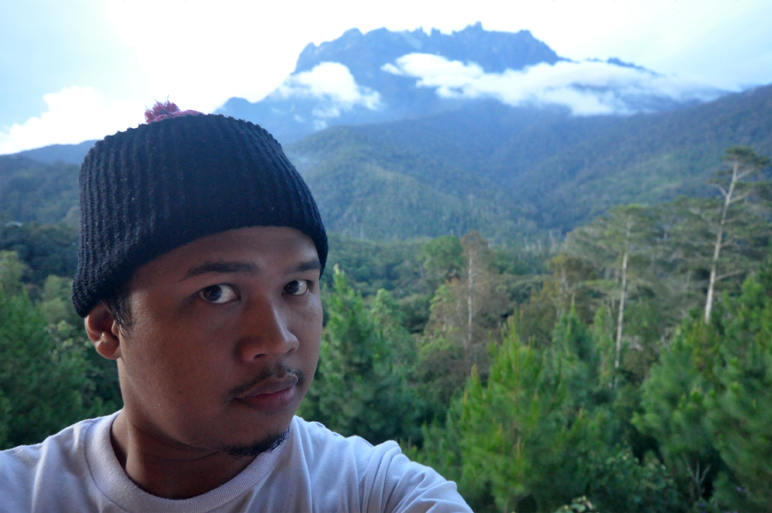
[144,100,202,124]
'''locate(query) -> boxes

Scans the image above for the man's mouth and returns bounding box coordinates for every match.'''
[230,371,302,412]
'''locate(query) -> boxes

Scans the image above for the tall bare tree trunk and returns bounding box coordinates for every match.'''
[615,219,632,372]
[704,163,738,324]
[466,250,475,364]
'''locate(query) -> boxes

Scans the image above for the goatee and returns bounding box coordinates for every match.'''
[223,428,290,458]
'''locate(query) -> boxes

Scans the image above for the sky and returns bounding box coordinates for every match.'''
[2,0,771,154]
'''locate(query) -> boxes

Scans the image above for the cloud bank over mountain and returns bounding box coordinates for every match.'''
[273,62,382,129]
[216,25,734,142]
[0,86,143,154]
[382,54,724,115]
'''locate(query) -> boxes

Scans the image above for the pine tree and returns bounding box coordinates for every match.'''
[704,253,772,512]
[299,266,421,444]
[0,250,29,297]
[636,250,772,510]
[0,288,90,448]
[416,231,507,415]
[634,317,723,505]
[454,319,574,512]
[415,310,685,512]
[418,235,464,285]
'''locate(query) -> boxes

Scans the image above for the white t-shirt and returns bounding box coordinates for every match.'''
[0,412,471,512]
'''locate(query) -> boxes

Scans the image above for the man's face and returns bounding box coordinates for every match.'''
[112,226,323,455]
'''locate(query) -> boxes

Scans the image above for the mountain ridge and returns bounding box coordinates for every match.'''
[217,24,717,143]
[286,83,772,236]
[293,23,562,77]
[3,83,769,241]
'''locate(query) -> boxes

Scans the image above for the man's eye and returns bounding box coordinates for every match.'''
[284,280,310,296]
[198,284,238,304]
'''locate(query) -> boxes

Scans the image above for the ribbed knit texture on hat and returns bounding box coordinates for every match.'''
[73,114,327,317]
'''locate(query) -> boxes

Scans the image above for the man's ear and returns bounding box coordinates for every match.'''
[84,303,122,360]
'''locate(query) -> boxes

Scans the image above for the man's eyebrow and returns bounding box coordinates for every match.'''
[291,259,322,274]
[180,259,321,281]
[180,261,259,281]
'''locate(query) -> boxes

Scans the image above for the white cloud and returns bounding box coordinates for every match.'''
[382,54,723,115]
[0,86,144,154]
[275,62,382,115]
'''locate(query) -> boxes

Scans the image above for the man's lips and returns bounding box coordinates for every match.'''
[237,374,299,399]
[233,374,299,412]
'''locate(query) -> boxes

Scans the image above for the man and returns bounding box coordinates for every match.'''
[0,103,472,512]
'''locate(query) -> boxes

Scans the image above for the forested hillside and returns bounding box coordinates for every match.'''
[14,140,95,166]
[13,79,769,243]
[6,77,769,243]
[0,155,79,225]
[288,83,772,237]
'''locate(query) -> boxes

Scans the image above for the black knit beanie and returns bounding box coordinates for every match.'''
[72,110,327,317]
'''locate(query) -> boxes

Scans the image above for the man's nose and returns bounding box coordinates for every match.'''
[236,296,299,361]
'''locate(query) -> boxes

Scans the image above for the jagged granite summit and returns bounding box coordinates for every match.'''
[217,23,721,143]
[217,24,563,142]
[292,22,561,76]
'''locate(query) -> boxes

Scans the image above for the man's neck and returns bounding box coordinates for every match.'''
[110,412,256,500]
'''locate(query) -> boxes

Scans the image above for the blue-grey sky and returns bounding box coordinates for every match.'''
[2,0,771,153]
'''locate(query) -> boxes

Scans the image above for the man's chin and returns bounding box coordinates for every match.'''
[222,428,290,459]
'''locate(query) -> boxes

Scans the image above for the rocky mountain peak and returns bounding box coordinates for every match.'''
[217,24,723,143]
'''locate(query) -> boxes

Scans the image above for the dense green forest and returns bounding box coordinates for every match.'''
[1,143,770,511]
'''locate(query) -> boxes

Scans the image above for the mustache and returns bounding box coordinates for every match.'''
[224,366,306,404]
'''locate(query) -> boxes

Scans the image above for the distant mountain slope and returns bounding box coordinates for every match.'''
[351,100,551,177]
[15,140,95,165]
[5,81,767,244]
[507,83,772,227]
[288,84,772,237]
[288,125,526,241]
[0,155,42,176]
[0,155,79,224]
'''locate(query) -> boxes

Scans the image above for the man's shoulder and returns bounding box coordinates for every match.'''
[291,416,390,448]
[289,416,402,465]
[0,415,100,467]
[284,417,472,512]
[0,415,109,510]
